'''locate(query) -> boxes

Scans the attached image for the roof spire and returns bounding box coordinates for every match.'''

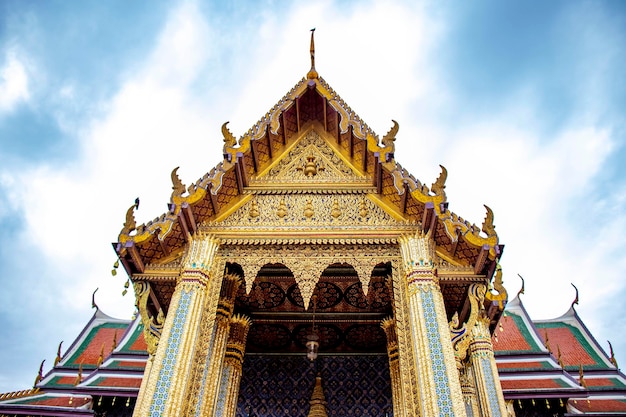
[54,341,63,366]
[307,373,328,417]
[578,364,587,388]
[33,360,45,387]
[307,28,318,80]
[571,283,579,310]
[608,340,619,368]
[516,273,525,298]
[91,288,99,311]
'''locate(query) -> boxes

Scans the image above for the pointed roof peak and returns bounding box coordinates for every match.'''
[307,28,319,80]
[570,283,579,310]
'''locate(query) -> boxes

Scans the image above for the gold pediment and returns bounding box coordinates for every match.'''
[208,193,409,232]
[251,129,370,187]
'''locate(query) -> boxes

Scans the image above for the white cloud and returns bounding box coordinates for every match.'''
[0,50,29,113]
[3,2,220,324]
[2,0,626,389]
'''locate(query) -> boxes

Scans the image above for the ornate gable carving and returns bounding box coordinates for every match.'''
[209,193,402,230]
[254,130,369,185]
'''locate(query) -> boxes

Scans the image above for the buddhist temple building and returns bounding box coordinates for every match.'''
[1,33,625,417]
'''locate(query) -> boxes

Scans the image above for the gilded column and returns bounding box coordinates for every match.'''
[389,267,421,417]
[215,314,252,417]
[399,232,466,417]
[133,234,220,417]
[194,272,242,416]
[460,363,480,417]
[133,353,154,414]
[381,317,405,417]
[469,317,508,417]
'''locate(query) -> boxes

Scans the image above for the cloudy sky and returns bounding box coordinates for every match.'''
[1,0,625,392]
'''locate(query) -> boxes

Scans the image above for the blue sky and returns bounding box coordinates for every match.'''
[1,0,625,391]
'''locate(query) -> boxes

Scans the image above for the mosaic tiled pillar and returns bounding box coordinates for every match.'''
[469,318,507,417]
[399,233,466,417]
[389,266,421,417]
[195,272,242,417]
[133,235,220,417]
[381,317,405,417]
[215,314,251,417]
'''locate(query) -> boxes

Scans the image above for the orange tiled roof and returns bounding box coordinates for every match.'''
[13,394,91,408]
[496,361,549,370]
[500,378,567,390]
[569,398,626,413]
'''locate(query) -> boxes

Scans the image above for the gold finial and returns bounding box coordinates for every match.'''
[516,274,525,298]
[91,288,99,311]
[579,364,587,388]
[171,167,186,198]
[34,360,45,387]
[608,340,619,368]
[122,198,140,234]
[307,374,328,417]
[74,363,83,386]
[571,283,579,309]
[544,329,551,353]
[482,205,496,237]
[307,28,318,80]
[54,341,63,366]
[557,345,565,368]
[381,120,399,150]
[431,165,447,197]
[222,121,237,149]
[97,344,105,367]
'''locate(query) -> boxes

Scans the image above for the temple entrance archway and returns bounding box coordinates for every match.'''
[233,261,395,416]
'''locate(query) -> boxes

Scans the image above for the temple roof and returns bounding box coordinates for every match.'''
[567,397,626,415]
[0,391,93,416]
[493,295,584,397]
[534,306,616,372]
[493,294,626,407]
[113,53,503,284]
[0,307,146,413]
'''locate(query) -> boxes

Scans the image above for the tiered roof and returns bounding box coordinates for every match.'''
[1,36,624,416]
[0,308,147,416]
[493,294,626,415]
[1,290,625,415]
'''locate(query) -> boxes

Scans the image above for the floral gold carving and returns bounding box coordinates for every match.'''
[133,281,164,356]
[359,199,368,218]
[208,194,404,231]
[276,198,288,218]
[330,199,342,218]
[261,131,366,184]
[219,244,398,309]
[304,199,315,218]
[248,199,260,218]
[297,154,325,177]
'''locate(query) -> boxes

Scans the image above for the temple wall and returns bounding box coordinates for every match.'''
[236,355,393,416]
